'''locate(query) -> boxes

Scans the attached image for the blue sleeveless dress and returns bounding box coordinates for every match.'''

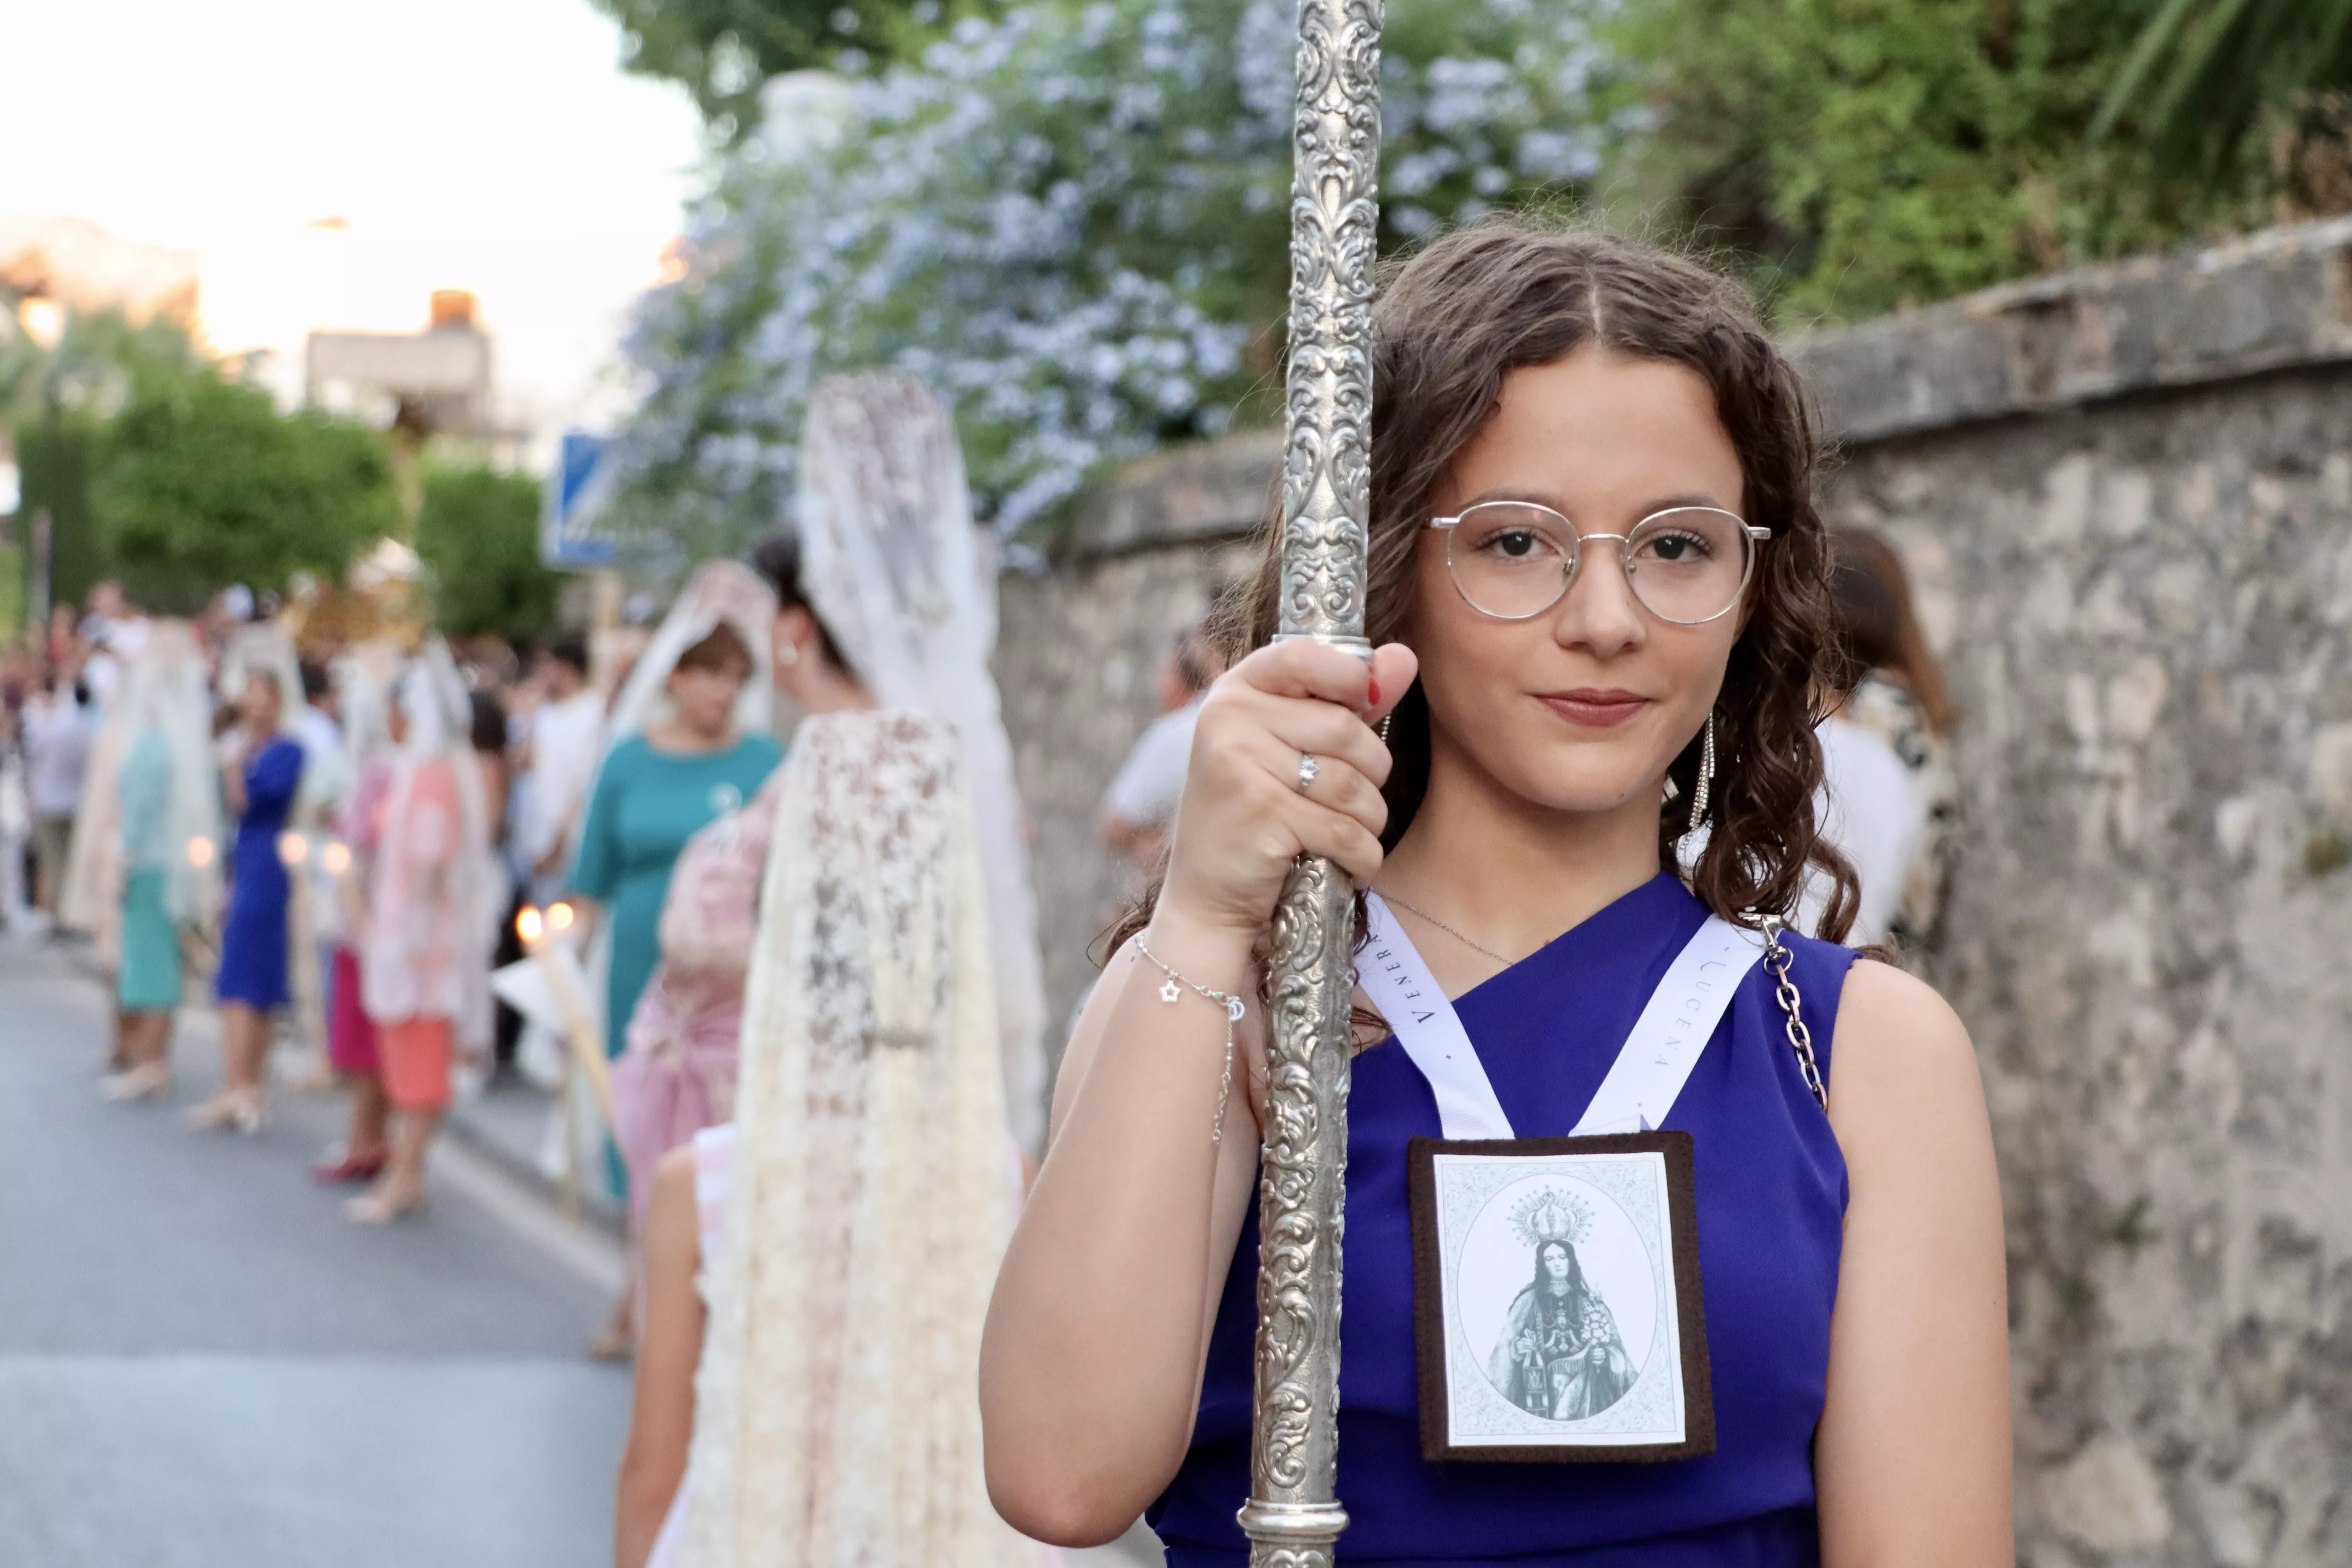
[1151,875,1857,1566]
[215,735,305,1011]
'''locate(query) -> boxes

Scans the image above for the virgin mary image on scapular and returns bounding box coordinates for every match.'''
[1486,1188,1637,1421]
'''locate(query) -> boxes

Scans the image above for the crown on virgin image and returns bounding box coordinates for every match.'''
[1510,1187,1593,1249]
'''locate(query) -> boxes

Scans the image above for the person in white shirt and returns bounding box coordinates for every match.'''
[521,636,607,905]
[1098,626,1225,873]
[1803,529,1959,949]
[24,677,92,915]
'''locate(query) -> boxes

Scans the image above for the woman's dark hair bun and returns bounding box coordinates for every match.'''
[751,530,851,675]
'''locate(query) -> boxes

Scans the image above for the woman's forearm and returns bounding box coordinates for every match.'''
[980,907,1261,1544]
[613,1462,675,1568]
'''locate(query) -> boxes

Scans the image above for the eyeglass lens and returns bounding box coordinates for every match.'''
[1443,503,1754,624]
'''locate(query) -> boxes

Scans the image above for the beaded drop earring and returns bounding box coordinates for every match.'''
[1688,711,1717,827]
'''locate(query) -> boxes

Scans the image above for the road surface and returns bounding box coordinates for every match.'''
[0,933,630,1568]
[0,933,1165,1568]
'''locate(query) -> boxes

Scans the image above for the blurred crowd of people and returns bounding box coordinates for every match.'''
[0,576,687,1222]
[2,372,1075,1568]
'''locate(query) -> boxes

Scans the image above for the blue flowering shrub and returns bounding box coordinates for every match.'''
[615,0,1619,553]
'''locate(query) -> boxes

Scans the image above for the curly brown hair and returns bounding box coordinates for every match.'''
[1117,218,1856,957]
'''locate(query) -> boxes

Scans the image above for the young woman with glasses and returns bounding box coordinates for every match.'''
[982,223,2012,1565]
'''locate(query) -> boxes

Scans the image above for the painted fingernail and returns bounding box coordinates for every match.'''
[1368,677,1381,707]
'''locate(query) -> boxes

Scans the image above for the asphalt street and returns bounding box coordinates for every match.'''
[0,933,632,1568]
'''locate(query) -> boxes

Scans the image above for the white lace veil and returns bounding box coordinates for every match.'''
[794,370,1048,1154]
[219,622,308,739]
[362,640,497,1049]
[331,641,403,782]
[58,621,223,942]
[599,561,777,750]
[675,713,1039,1568]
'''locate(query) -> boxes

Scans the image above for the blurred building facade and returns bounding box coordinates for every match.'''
[306,289,496,441]
[0,216,200,328]
[996,217,2352,1568]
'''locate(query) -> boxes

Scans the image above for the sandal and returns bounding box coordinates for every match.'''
[100,1064,173,1103]
[310,1151,390,1185]
[345,1187,429,1225]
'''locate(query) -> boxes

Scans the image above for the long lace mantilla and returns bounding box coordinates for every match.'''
[676,711,1039,1568]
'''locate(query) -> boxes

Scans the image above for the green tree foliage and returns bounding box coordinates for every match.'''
[13,414,102,611]
[1614,0,2316,324]
[5,310,202,613]
[415,464,561,646]
[595,0,947,132]
[92,365,399,615]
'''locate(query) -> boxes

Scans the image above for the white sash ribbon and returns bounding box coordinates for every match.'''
[1356,892,1766,1141]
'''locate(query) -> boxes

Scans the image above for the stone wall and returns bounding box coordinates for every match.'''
[991,218,2352,1567]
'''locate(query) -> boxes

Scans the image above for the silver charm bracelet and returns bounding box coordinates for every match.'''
[1131,934,1245,1145]
[1759,916,1828,1111]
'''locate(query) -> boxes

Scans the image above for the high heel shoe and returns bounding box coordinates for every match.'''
[230,1093,268,1136]
[99,1064,172,1103]
[310,1150,390,1185]
[345,1186,428,1225]
[185,1089,267,1134]
[185,1094,239,1130]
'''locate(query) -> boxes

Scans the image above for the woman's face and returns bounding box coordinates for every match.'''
[1405,345,1747,821]
[1541,1242,1573,1283]
[241,674,283,733]
[668,659,747,735]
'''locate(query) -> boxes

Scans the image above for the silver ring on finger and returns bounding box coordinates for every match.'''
[1295,751,1321,795]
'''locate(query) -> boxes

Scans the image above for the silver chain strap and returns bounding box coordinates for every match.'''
[1131,934,1245,1145]
[1759,916,1828,1112]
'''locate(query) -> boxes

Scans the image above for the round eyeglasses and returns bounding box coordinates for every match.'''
[1427,501,1770,626]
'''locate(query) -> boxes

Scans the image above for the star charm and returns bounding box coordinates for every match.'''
[1160,978,1183,1004]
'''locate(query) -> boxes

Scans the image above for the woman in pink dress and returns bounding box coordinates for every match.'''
[351,641,496,1223]
[608,771,777,1220]
[315,647,399,1184]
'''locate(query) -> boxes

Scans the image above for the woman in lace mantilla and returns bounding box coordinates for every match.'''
[615,372,1048,1568]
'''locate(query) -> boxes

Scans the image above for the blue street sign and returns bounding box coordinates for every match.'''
[543,431,617,568]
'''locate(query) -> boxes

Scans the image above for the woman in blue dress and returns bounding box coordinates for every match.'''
[189,659,305,1135]
[983,224,2013,1564]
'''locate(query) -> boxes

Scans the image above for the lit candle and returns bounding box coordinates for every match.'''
[515,903,615,1127]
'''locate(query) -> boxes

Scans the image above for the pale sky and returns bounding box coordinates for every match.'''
[0,0,707,440]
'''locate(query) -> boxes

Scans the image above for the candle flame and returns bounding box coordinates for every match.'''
[187,838,215,868]
[278,832,309,866]
[547,901,576,933]
[321,841,352,876]
[517,906,544,944]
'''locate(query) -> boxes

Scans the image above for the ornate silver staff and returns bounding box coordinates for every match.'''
[1240,0,1379,1561]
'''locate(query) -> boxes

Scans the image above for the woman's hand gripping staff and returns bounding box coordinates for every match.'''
[979,637,1417,1547]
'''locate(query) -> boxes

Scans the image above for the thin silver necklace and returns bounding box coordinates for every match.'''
[1375,890,1517,965]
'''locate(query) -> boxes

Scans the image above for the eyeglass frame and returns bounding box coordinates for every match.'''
[1425,501,1774,626]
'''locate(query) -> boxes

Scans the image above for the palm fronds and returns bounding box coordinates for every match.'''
[2092,0,2352,174]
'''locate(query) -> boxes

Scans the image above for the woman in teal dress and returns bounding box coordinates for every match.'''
[569,561,780,1358]
[571,693,782,1051]
[569,581,782,1053]
[94,622,223,1103]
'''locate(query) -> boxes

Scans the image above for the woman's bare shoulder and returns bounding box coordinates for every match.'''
[1825,958,1991,1165]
